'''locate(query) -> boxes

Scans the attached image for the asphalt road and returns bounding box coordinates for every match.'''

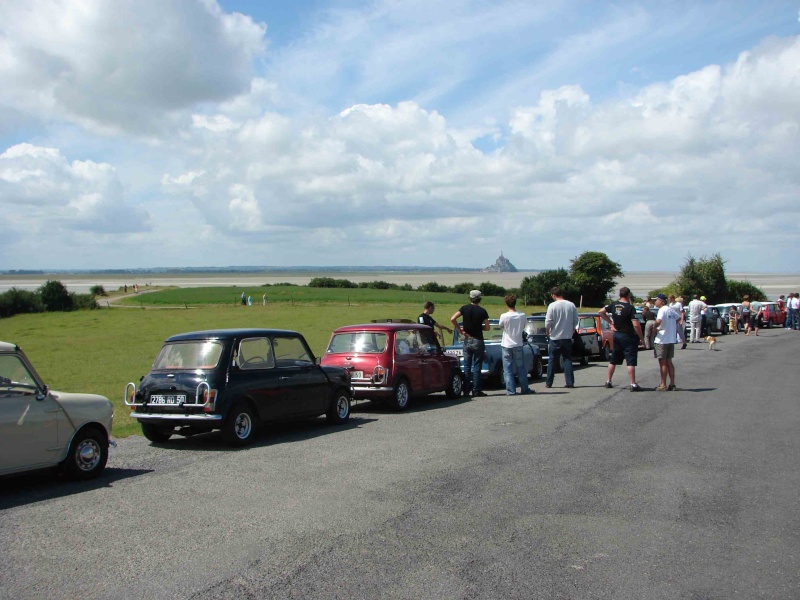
[2,329,799,599]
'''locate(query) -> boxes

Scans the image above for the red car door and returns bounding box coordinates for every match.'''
[392,329,425,393]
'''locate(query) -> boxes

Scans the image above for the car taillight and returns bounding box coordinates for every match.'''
[202,389,218,412]
[372,365,387,385]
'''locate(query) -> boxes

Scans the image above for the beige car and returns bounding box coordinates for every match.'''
[0,341,113,479]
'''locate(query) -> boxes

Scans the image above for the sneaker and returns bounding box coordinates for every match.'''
[520,389,535,395]
[604,381,613,389]
[472,391,487,397]
[545,383,552,388]
[630,384,642,392]
[667,384,677,391]
[564,384,574,388]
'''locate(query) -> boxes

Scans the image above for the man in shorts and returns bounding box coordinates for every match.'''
[653,293,680,391]
[451,290,490,397]
[599,286,645,391]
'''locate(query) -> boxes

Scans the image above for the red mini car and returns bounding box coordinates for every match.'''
[321,323,463,411]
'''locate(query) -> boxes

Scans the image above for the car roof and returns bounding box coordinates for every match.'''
[0,341,19,352]
[332,323,432,333]
[165,329,302,342]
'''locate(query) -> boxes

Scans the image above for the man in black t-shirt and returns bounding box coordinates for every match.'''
[450,290,490,397]
[599,286,645,392]
[418,301,452,342]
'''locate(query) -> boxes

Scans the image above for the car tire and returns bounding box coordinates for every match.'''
[766,318,773,329]
[141,423,174,443]
[61,426,108,480]
[603,345,612,362]
[389,379,411,411]
[445,371,463,399]
[530,357,543,380]
[326,390,351,424]
[222,402,257,447]
[579,354,589,366]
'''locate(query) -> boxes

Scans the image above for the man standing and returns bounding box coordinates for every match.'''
[653,293,680,391]
[544,286,579,389]
[669,295,687,349]
[749,297,763,336]
[599,286,645,392]
[498,294,533,396]
[451,290,490,397]
[687,295,707,343]
[418,301,452,343]
[790,293,800,330]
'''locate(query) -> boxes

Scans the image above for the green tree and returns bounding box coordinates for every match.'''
[520,268,576,306]
[38,280,73,312]
[569,251,623,307]
[451,282,477,295]
[673,254,728,303]
[418,282,448,293]
[477,281,506,297]
[727,279,767,302]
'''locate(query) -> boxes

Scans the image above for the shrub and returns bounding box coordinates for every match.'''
[0,288,45,318]
[478,281,506,297]
[90,284,107,296]
[727,280,767,302]
[71,293,100,310]
[308,277,357,288]
[38,280,73,312]
[418,282,448,293]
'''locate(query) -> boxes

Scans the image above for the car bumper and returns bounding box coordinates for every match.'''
[351,384,395,398]
[131,412,223,423]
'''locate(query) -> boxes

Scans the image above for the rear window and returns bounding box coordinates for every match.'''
[153,341,224,370]
[327,332,388,354]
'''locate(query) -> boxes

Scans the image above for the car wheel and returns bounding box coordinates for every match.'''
[530,357,543,380]
[326,390,351,424]
[389,379,411,411]
[62,426,108,480]
[766,318,773,329]
[603,345,612,362]
[445,371,463,399]
[579,354,589,366]
[141,423,174,443]
[222,402,257,446]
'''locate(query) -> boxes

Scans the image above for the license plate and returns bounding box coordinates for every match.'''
[350,371,364,379]
[150,394,186,405]
[444,349,463,357]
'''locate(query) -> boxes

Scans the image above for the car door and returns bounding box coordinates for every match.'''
[418,328,446,391]
[0,354,61,473]
[392,329,425,393]
[227,336,288,422]
[271,335,328,417]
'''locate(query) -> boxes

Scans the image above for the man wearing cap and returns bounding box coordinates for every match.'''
[544,286,579,389]
[653,293,680,390]
[687,295,707,343]
[451,290,490,397]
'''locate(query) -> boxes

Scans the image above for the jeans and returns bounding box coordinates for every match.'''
[463,338,485,394]
[502,346,530,394]
[789,308,799,330]
[546,338,574,387]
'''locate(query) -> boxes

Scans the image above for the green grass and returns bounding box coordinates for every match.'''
[1,288,548,438]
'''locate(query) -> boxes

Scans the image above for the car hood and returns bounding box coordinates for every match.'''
[51,391,113,428]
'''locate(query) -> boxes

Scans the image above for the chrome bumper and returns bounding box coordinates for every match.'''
[130,413,223,422]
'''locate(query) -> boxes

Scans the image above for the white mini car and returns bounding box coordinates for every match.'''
[0,341,113,479]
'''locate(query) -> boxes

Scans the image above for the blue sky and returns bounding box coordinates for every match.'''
[1,1,799,273]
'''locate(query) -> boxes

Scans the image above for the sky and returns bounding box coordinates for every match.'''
[1,0,799,273]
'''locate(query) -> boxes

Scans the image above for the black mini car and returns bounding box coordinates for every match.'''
[126,329,352,446]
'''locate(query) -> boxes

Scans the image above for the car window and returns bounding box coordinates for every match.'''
[327,332,387,354]
[418,328,439,352]
[486,324,504,341]
[395,330,420,355]
[273,336,315,366]
[578,317,596,331]
[525,319,547,336]
[153,341,223,370]
[237,337,275,370]
[0,354,38,393]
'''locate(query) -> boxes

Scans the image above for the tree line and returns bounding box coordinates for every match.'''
[0,280,99,318]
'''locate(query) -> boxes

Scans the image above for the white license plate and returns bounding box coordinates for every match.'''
[350,371,364,379]
[444,349,463,357]
[150,394,186,405]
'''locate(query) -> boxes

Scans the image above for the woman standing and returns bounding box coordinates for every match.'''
[741,295,752,335]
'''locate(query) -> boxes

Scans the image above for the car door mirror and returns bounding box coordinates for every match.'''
[36,385,49,401]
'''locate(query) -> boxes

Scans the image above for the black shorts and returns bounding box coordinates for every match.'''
[611,332,639,366]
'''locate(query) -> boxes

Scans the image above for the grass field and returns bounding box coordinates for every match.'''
[3,287,545,437]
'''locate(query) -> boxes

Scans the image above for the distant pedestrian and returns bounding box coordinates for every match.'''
[790,293,800,330]
[544,286,579,389]
[498,294,532,396]
[241,292,246,306]
[450,290,490,397]
[599,286,645,392]
[653,293,680,391]
[641,305,656,349]
[262,293,267,305]
[728,305,739,334]
[418,301,453,343]
[741,295,752,334]
[687,295,707,343]
[749,298,763,336]
[669,295,686,349]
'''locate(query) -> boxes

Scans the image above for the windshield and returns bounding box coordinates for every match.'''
[327,332,388,354]
[452,323,504,344]
[153,341,224,370]
[0,354,39,392]
[525,319,547,337]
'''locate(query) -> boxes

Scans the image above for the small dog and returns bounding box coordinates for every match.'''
[705,335,717,350]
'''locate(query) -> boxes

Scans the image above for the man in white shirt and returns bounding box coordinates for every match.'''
[653,294,680,391]
[498,294,532,396]
[545,286,579,389]
[687,295,707,343]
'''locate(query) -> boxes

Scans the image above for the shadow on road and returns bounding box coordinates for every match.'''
[0,467,152,510]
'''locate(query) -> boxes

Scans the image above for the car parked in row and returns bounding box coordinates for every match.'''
[1,341,114,479]
[443,319,543,388]
[126,329,352,446]
[322,322,463,410]
[714,303,742,331]
[758,302,786,328]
